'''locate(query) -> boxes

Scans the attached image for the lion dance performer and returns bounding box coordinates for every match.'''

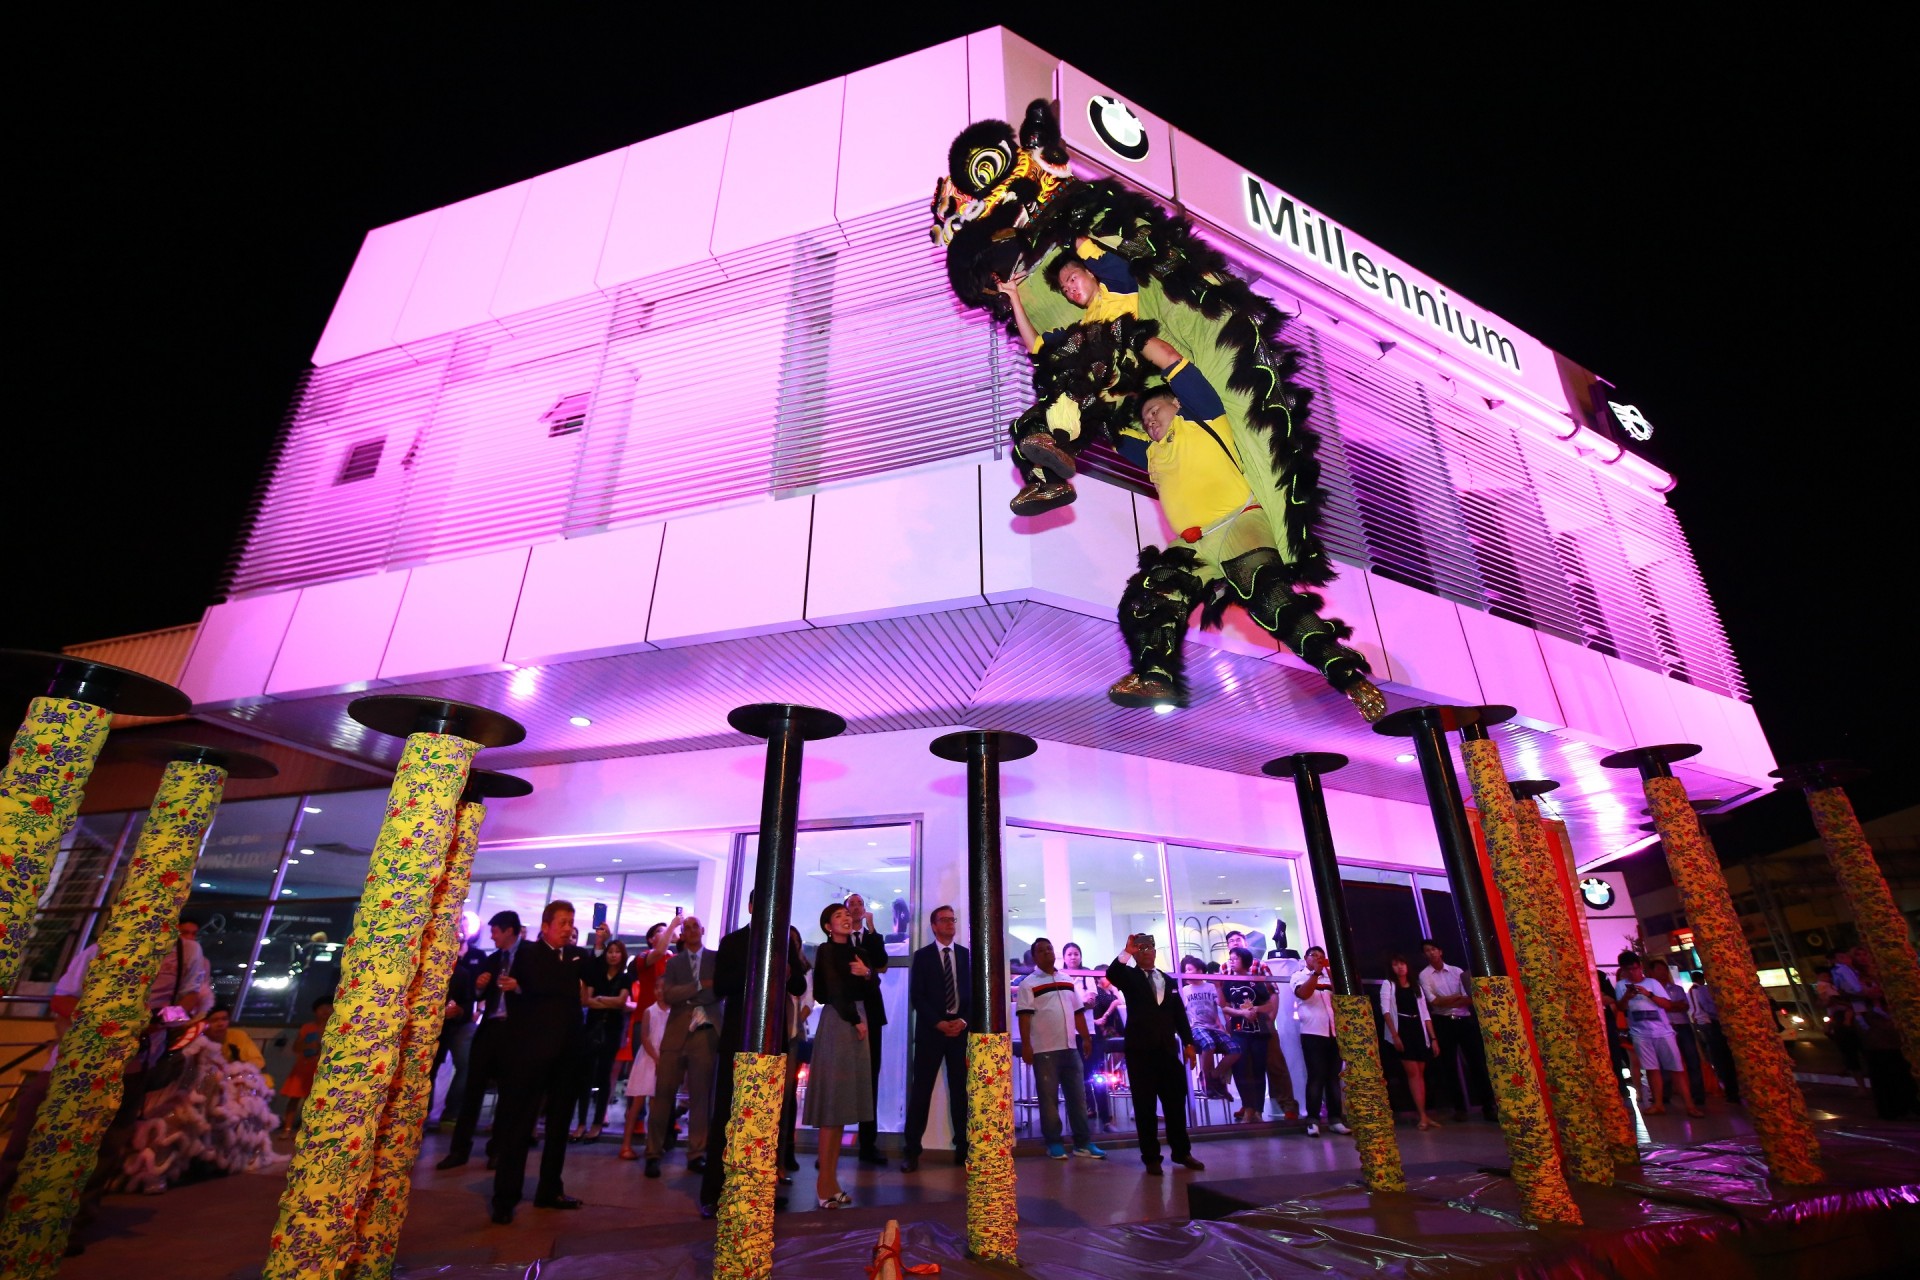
[931,101,1383,721]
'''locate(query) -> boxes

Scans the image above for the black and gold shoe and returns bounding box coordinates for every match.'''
[1345,677,1387,724]
[1108,672,1182,709]
[1017,432,1077,480]
[1010,479,1076,516]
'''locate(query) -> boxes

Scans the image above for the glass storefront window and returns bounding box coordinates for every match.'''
[475,878,555,938]
[618,866,701,943]
[1003,829,1165,975]
[184,795,300,1011]
[1167,844,1302,970]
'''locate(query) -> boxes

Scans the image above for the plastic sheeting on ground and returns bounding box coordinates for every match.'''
[392,1128,1920,1280]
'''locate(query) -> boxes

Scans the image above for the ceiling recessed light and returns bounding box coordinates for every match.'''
[286,859,300,866]
[595,876,606,883]
[300,848,315,855]
[569,715,593,727]
[866,841,877,847]
[1218,875,1227,879]
[1144,878,1154,883]
[1282,888,1292,893]
[198,881,212,888]
[303,806,323,814]
[281,889,296,896]
[1017,883,1027,889]
[1077,881,1085,885]
[1395,753,1416,764]
[612,858,623,863]
[894,888,904,894]
[534,862,547,870]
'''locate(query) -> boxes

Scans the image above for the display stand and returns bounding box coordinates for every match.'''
[264,697,523,1279]
[712,703,846,1280]
[931,729,1035,1266]
[1602,743,1822,1184]
[0,741,271,1278]
[0,650,188,993]
[1374,706,1580,1225]
[1262,752,1405,1191]
[346,769,532,1280]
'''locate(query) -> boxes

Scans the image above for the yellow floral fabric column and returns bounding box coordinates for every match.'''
[1331,993,1405,1191]
[0,697,113,993]
[1646,775,1821,1183]
[263,732,478,1280]
[0,759,225,1279]
[1514,796,1638,1165]
[1470,976,1582,1224]
[1805,786,1920,1081]
[712,1052,787,1280]
[1461,740,1613,1186]
[343,799,488,1280]
[964,1032,1018,1263]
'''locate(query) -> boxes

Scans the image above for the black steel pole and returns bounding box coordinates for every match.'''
[1264,753,1360,997]
[729,704,846,1057]
[931,731,1037,1037]
[1375,706,1505,979]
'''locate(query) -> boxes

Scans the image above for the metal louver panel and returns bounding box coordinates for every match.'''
[1594,480,1747,698]
[227,199,1010,595]
[1295,330,1486,605]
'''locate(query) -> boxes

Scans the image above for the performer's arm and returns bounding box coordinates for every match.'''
[1077,239,1138,297]
[996,276,1043,353]
[1113,431,1151,469]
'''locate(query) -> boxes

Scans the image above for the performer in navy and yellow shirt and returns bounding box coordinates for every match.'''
[1111,355,1384,720]
[998,240,1177,513]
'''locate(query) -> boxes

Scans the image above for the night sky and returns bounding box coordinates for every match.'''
[16,12,1909,857]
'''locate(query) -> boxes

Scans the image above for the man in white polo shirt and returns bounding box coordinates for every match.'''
[1017,937,1106,1161]
[1289,946,1350,1137]
[1418,938,1495,1122]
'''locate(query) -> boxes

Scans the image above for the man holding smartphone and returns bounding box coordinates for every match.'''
[1105,934,1205,1175]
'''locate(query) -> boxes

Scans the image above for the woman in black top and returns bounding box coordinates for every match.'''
[806,903,875,1208]
[1222,947,1274,1122]
[1377,953,1440,1129]
[575,939,629,1140]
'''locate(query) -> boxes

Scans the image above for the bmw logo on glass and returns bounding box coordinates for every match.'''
[1088,95,1149,162]
[1579,877,1616,910]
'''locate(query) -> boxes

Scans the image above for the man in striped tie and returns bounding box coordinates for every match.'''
[902,905,972,1173]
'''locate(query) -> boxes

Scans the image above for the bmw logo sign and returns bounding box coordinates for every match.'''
[1088,95,1149,162]
[1579,877,1616,910]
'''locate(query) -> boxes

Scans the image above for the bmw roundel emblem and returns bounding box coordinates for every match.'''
[1088,95,1149,162]
[1579,877,1616,910]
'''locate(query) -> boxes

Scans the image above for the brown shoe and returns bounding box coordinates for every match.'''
[1345,678,1387,724]
[1010,479,1076,516]
[1108,673,1180,709]
[1017,432,1077,479]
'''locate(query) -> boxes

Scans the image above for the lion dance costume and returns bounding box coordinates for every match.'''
[931,101,1384,720]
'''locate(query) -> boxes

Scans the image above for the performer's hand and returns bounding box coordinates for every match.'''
[994,273,1027,296]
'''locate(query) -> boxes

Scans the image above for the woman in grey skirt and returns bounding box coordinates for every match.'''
[806,901,875,1208]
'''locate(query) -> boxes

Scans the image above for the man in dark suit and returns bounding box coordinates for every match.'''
[845,892,890,1165]
[645,914,720,1177]
[1105,934,1206,1175]
[902,904,970,1172]
[697,892,809,1215]
[439,911,523,1169]
[489,899,591,1223]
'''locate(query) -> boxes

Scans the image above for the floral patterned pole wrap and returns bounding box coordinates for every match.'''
[964,1032,1018,1263]
[0,697,113,993]
[1646,775,1821,1183]
[343,798,488,1280]
[712,1052,788,1280]
[1331,993,1406,1191]
[1804,786,1920,1083]
[1469,975,1582,1224]
[263,732,478,1280]
[1514,796,1638,1165]
[1461,739,1613,1185]
[0,759,225,1279]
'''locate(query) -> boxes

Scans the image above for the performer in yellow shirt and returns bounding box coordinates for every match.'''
[1112,357,1385,721]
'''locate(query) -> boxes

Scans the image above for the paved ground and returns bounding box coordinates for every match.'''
[57,1086,1888,1279]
